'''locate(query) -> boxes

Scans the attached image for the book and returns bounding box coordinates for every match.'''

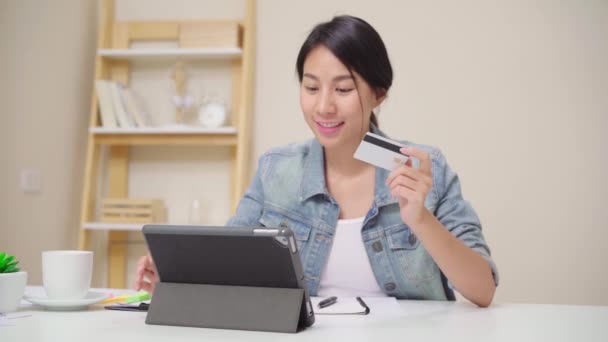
[109,82,134,128]
[121,87,148,127]
[95,80,118,128]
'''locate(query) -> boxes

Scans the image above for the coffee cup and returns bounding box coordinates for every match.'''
[42,251,93,300]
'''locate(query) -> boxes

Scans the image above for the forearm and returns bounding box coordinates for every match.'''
[411,211,496,307]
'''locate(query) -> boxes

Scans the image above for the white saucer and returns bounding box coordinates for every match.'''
[23,291,108,311]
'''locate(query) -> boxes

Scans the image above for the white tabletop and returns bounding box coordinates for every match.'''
[1,287,607,342]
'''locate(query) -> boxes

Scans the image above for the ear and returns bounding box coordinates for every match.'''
[374,88,388,107]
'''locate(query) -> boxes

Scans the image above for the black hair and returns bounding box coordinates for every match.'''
[296,15,393,129]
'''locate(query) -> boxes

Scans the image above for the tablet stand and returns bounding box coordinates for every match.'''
[146,282,309,333]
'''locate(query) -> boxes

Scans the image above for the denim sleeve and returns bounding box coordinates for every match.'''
[432,149,499,286]
[225,154,267,227]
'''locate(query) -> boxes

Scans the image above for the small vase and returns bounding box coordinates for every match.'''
[188,199,203,225]
[0,271,27,313]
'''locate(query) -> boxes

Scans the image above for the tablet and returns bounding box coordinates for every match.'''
[142,224,315,328]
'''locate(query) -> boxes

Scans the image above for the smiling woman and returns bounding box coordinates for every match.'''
[296,15,392,142]
[135,15,499,308]
[299,46,384,149]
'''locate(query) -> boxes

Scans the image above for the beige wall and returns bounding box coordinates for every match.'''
[1,0,607,305]
[0,0,96,287]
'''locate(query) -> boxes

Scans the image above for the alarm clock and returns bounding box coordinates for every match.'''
[198,101,227,128]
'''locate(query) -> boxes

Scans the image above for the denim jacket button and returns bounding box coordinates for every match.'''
[384,283,396,291]
[372,241,383,252]
[408,234,417,245]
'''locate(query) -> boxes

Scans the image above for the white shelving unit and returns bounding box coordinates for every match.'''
[79,0,256,288]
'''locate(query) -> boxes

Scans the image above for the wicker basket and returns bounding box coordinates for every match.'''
[101,198,166,223]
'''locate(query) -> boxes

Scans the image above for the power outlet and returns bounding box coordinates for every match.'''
[20,168,42,193]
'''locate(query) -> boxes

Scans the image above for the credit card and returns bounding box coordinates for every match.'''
[353,132,409,171]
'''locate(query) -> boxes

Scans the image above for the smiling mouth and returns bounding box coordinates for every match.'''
[316,121,344,128]
[315,121,345,136]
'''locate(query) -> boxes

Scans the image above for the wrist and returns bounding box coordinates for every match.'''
[408,208,435,234]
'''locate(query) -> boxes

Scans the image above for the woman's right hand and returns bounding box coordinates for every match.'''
[133,254,159,294]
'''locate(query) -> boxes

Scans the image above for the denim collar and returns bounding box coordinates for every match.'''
[299,124,398,208]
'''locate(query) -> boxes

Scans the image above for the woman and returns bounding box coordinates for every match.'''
[135,15,498,307]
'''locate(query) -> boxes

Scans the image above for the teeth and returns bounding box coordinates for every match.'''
[318,122,342,128]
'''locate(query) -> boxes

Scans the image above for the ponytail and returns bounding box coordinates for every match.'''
[370,112,379,129]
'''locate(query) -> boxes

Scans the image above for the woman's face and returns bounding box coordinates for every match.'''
[300,45,384,150]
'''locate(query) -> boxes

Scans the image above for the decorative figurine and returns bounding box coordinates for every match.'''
[169,61,194,125]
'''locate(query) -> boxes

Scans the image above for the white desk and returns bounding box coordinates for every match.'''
[2,287,607,342]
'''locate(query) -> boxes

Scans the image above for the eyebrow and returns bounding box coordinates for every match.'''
[303,73,354,82]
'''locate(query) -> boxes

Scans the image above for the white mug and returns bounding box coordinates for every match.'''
[42,251,93,300]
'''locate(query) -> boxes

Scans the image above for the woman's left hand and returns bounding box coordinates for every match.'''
[386,146,433,228]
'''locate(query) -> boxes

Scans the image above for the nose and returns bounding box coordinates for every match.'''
[317,89,336,117]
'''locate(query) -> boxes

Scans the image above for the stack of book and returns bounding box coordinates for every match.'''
[95,80,152,128]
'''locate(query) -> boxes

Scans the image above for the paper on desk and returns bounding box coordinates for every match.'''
[311,296,400,315]
[0,313,31,326]
[0,314,12,326]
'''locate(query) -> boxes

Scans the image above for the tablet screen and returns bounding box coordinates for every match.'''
[144,225,302,289]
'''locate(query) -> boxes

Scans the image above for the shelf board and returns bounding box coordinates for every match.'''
[90,126,237,134]
[83,222,146,231]
[83,222,207,231]
[98,48,242,61]
[90,126,238,146]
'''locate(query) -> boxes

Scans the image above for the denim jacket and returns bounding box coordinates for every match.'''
[226,127,498,300]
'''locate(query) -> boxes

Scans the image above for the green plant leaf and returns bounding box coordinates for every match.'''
[0,252,6,261]
[0,257,8,270]
[4,264,18,273]
[2,258,13,268]
[0,255,18,273]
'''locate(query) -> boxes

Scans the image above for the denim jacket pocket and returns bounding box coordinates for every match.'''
[385,224,437,282]
[386,225,420,250]
[259,209,312,243]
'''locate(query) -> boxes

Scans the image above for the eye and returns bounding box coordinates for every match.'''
[336,88,354,94]
[304,86,318,93]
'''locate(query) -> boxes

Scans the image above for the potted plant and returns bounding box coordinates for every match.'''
[0,252,27,313]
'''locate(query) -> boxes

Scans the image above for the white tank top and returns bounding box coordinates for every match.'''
[317,216,387,297]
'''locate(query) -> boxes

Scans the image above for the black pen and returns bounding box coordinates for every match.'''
[318,296,338,308]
